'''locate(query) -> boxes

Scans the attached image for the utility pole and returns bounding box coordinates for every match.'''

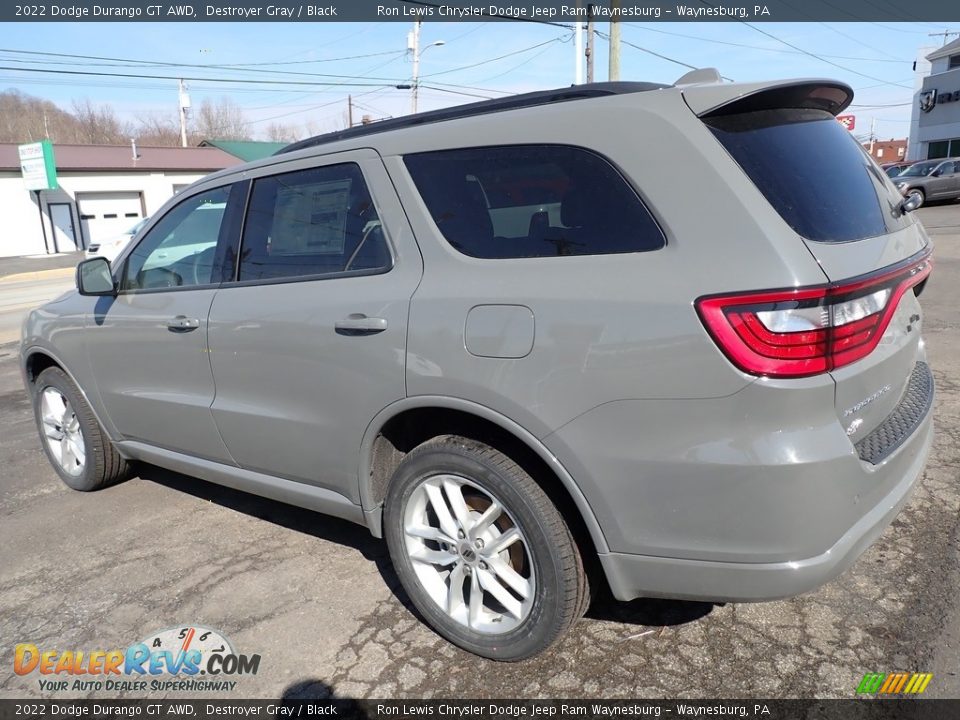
[585,4,595,84]
[928,30,960,45]
[178,79,190,148]
[574,1,583,84]
[407,22,445,115]
[348,95,353,128]
[608,0,621,81]
[410,21,421,115]
[869,117,877,158]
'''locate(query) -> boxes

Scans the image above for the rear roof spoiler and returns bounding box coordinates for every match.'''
[680,77,854,118]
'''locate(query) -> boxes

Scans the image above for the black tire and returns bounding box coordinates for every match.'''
[383,435,589,661]
[32,366,131,491]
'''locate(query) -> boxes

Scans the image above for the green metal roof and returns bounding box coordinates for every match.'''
[199,140,287,162]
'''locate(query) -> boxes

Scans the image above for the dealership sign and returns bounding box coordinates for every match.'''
[18,140,57,191]
[920,88,960,113]
[837,114,856,131]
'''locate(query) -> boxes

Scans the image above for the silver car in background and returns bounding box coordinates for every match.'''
[21,71,934,660]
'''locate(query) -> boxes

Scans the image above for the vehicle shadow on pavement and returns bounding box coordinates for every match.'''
[135,464,387,564]
[586,594,717,628]
[138,463,717,635]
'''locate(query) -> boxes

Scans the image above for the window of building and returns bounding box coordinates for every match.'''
[404,145,665,259]
[238,164,391,282]
[927,138,960,159]
[949,54,960,70]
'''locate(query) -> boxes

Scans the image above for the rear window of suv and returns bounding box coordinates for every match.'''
[404,145,665,259]
[705,108,911,243]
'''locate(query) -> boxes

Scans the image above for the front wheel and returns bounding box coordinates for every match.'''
[383,435,589,661]
[32,366,131,491]
[906,188,925,209]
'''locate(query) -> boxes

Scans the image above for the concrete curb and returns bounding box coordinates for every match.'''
[0,267,76,284]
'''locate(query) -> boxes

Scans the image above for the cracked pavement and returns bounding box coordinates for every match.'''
[1,205,959,700]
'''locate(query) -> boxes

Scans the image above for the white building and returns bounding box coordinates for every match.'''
[0,143,240,258]
[908,38,960,161]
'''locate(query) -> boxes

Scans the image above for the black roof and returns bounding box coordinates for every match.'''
[276,81,668,155]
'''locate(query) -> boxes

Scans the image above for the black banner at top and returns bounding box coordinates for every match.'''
[2,0,960,22]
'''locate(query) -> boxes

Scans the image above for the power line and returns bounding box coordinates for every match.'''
[622,23,906,63]
[0,48,411,84]
[420,38,563,78]
[0,65,401,88]
[598,30,733,78]
[419,85,497,99]
[849,101,913,108]
[817,22,907,62]
[696,9,913,89]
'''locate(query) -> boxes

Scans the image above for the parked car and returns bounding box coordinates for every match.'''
[893,157,960,208]
[882,161,913,178]
[85,216,149,263]
[22,72,934,661]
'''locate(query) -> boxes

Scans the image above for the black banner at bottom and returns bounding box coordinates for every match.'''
[0,700,957,720]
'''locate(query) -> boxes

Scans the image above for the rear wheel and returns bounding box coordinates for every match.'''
[32,366,131,491]
[907,188,925,208]
[383,435,589,661]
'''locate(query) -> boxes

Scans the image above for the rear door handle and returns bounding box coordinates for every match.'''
[335,314,388,336]
[167,316,200,331]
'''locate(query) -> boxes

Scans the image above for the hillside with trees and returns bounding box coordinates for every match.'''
[0,89,301,145]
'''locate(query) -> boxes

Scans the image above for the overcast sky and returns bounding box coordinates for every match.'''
[0,21,952,141]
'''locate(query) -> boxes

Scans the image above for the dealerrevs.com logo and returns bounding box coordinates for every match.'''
[14,625,261,693]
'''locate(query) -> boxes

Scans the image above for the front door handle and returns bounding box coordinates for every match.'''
[335,314,388,336]
[167,316,200,331]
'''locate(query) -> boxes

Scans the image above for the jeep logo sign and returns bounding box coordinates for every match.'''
[920,88,960,113]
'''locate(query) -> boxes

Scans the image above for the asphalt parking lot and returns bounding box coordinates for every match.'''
[2,205,959,700]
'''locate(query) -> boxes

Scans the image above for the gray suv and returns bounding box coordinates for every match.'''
[21,72,935,661]
[894,157,960,208]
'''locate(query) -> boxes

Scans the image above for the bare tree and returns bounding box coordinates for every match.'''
[0,90,82,143]
[134,112,183,146]
[71,99,130,144]
[193,97,250,140]
[264,122,299,143]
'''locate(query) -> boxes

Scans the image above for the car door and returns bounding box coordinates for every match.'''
[206,150,422,502]
[85,182,245,462]
[928,161,955,198]
[943,160,960,198]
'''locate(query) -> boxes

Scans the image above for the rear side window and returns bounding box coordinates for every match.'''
[706,108,910,243]
[238,163,391,282]
[404,145,664,259]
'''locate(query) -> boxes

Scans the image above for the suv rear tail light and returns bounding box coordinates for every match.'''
[696,250,932,378]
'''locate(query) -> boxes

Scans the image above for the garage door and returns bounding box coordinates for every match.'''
[77,192,144,246]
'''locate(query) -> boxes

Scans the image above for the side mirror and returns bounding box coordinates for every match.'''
[931,168,942,177]
[76,257,116,296]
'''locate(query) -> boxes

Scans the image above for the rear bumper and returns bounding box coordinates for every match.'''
[598,414,933,602]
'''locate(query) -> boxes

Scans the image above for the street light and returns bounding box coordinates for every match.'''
[410,21,445,115]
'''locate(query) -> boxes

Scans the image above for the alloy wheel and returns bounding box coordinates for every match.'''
[402,474,536,634]
[40,387,85,477]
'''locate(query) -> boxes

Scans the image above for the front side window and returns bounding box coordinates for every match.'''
[238,163,390,282]
[902,160,940,177]
[122,186,231,291]
[404,145,665,259]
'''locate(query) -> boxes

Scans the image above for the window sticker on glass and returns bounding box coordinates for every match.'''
[271,180,352,255]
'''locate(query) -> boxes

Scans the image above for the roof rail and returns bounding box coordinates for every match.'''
[276,81,668,155]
